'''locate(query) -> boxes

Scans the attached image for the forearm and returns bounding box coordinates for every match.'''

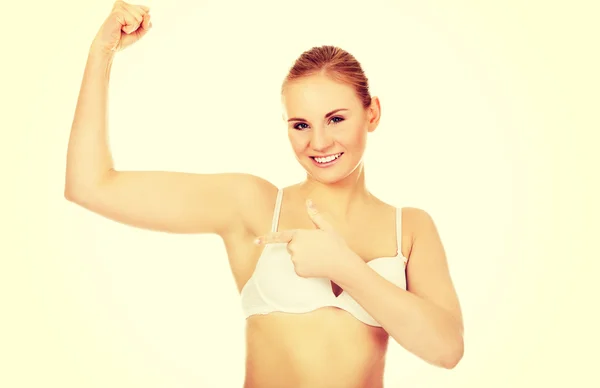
[65,46,116,198]
[334,258,464,369]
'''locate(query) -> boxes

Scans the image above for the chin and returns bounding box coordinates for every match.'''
[307,172,345,185]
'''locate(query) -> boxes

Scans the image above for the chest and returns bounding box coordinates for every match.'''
[243,241,406,324]
[225,206,406,296]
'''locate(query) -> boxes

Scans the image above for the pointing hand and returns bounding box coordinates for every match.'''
[255,200,360,280]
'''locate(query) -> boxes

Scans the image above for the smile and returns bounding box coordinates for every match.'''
[310,152,344,167]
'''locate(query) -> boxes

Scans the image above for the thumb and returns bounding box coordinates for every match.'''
[306,199,334,231]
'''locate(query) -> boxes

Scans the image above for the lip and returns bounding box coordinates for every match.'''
[311,152,343,158]
[310,152,344,168]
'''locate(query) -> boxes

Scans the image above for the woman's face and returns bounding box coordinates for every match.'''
[282,74,380,185]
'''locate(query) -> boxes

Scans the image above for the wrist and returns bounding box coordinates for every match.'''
[86,44,116,78]
[88,41,116,63]
[330,249,368,287]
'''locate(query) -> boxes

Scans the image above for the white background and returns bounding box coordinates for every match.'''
[2,0,599,387]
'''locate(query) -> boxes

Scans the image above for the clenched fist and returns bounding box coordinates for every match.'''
[91,1,152,55]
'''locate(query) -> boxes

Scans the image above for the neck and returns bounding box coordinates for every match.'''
[299,163,372,220]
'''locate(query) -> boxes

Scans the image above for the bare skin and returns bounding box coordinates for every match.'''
[65,2,463,387]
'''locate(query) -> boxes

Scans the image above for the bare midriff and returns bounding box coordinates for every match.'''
[242,307,390,388]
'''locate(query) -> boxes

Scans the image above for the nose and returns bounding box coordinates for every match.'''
[310,127,334,152]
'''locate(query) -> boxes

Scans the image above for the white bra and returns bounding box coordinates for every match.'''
[240,189,408,327]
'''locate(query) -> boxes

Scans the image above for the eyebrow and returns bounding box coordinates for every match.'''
[287,108,348,122]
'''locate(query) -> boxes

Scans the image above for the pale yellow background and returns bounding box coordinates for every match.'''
[2,0,598,387]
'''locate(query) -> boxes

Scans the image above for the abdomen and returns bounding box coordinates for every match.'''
[243,308,389,388]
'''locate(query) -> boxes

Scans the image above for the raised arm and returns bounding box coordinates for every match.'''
[64,1,271,236]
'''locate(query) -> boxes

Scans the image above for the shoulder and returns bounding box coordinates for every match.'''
[231,173,279,210]
[382,202,434,232]
[402,206,435,227]
[371,199,434,235]
[398,206,440,253]
[230,173,280,235]
[401,206,440,238]
[233,173,279,199]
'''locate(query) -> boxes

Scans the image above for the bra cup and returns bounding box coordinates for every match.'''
[254,243,334,312]
[333,258,407,326]
[250,245,408,322]
[333,291,380,326]
[240,189,408,326]
[366,257,408,289]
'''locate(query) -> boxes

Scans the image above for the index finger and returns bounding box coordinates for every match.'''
[254,230,296,245]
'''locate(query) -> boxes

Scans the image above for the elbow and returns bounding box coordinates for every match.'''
[436,336,464,369]
[64,180,84,203]
[64,180,96,205]
[64,184,76,202]
[64,182,77,202]
[64,170,112,204]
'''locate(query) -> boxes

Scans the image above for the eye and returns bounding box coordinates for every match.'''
[293,122,309,130]
[330,116,344,124]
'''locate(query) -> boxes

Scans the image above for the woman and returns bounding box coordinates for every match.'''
[65,1,464,387]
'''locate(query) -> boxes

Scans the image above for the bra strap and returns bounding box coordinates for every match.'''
[396,207,407,263]
[271,189,284,232]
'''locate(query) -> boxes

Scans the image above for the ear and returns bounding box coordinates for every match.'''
[366,96,381,133]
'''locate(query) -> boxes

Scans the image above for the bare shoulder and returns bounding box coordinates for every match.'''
[226,173,280,238]
[402,206,437,231]
[399,206,440,259]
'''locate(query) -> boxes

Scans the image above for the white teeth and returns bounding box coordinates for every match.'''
[314,153,341,164]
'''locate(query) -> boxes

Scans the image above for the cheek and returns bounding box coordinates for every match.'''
[340,125,368,150]
[288,131,309,154]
